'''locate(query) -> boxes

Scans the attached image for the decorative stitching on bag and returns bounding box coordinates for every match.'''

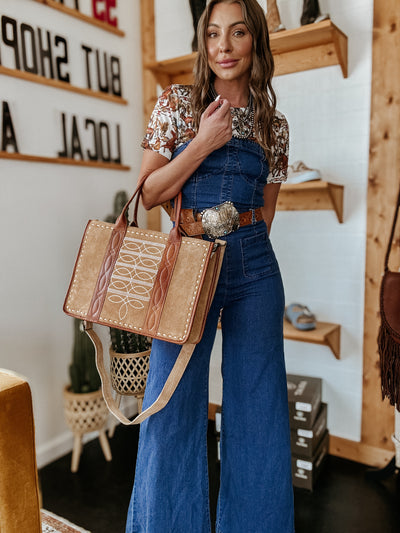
[99,242,208,341]
[108,236,165,319]
[88,226,126,320]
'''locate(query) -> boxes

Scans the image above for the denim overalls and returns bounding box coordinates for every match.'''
[126,138,295,533]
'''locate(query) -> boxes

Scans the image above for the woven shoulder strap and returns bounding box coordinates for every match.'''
[84,322,195,425]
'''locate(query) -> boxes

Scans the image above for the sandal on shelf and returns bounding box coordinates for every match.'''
[284,303,316,331]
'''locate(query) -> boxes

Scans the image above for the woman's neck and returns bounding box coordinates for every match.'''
[213,79,250,108]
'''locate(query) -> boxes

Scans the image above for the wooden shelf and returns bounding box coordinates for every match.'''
[284,320,341,359]
[34,0,125,36]
[0,66,127,105]
[276,180,344,223]
[269,19,347,77]
[145,19,347,86]
[0,151,130,170]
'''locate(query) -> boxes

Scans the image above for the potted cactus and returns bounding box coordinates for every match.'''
[109,328,152,413]
[63,319,111,472]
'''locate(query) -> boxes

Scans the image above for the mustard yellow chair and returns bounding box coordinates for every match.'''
[0,369,41,532]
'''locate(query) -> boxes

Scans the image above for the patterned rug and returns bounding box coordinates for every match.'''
[41,510,91,533]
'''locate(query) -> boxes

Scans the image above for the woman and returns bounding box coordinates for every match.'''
[126,1,294,532]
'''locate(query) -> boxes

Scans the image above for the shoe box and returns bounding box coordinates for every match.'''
[287,374,322,429]
[291,430,329,491]
[291,402,327,458]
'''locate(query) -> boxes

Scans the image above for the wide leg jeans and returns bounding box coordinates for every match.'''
[126,221,295,533]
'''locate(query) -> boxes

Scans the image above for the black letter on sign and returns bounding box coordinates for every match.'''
[85,118,99,160]
[2,16,20,70]
[2,101,19,152]
[112,124,121,164]
[55,36,70,83]
[110,56,122,97]
[57,112,68,157]
[99,122,111,162]
[21,24,38,74]
[96,50,109,93]
[81,45,92,89]
[37,28,54,79]
[71,115,83,160]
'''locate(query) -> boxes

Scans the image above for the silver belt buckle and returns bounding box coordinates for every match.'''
[201,201,240,239]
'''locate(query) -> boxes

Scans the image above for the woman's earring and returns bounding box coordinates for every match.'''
[189,0,207,51]
[266,0,286,33]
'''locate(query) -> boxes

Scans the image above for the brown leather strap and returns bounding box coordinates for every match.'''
[384,185,400,272]
[170,206,263,236]
[84,322,196,425]
[142,194,182,335]
[86,223,127,322]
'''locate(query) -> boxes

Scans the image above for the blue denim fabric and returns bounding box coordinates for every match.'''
[126,139,295,533]
[180,138,268,212]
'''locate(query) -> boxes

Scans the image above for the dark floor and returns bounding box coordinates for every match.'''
[39,423,400,533]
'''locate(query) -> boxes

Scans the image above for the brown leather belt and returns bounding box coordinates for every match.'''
[177,207,263,237]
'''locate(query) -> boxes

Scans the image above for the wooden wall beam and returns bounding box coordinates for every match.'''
[362,0,400,453]
[141,0,161,231]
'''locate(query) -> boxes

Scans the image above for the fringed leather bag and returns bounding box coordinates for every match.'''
[378,186,400,411]
[64,184,226,424]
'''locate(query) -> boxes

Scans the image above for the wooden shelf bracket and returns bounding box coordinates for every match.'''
[283,320,341,359]
[276,180,344,223]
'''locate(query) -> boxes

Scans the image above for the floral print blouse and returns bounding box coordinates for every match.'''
[142,84,289,183]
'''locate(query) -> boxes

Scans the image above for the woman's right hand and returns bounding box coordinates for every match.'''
[140,99,232,209]
[194,98,232,155]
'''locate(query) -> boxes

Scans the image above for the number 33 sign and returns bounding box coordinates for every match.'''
[92,0,118,28]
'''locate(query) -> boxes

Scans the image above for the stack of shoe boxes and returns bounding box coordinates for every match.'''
[287,374,329,490]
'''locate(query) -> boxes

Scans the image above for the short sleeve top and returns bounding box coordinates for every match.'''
[141,84,289,184]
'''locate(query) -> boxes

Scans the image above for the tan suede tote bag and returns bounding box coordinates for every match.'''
[64,186,226,424]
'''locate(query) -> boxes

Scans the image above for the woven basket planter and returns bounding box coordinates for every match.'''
[63,386,109,435]
[109,347,151,396]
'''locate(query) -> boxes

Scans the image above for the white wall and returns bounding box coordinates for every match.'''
[0,0,373,469]
[155,0,373,442]
[0,0,143,466]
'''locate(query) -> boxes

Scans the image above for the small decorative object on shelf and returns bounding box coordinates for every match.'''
[266,0,286,33]
[63,319,111,472]
[300,0,329,26]
[287,161,321,184]
[189,0,206,51]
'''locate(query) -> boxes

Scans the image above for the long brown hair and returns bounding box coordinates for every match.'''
[191,0,277,163]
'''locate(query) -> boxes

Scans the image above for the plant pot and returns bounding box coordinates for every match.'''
[109,347,151,396]
[63,386,109,434]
